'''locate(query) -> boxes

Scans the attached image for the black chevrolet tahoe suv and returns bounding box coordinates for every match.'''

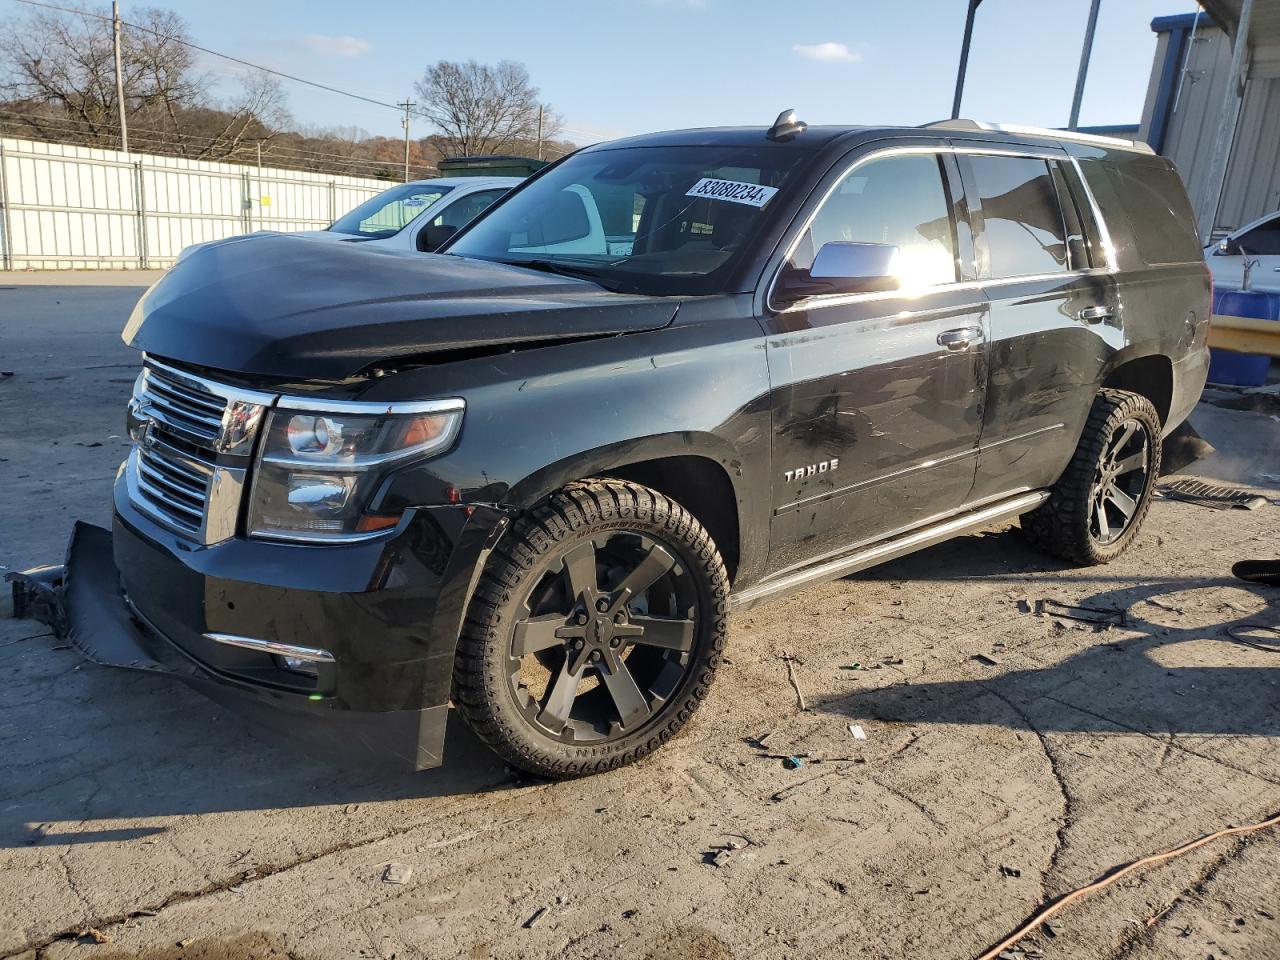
[50,114,1211,779]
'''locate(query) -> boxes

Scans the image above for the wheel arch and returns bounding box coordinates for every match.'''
[1100,350,1174,426]
[503,434,750,586]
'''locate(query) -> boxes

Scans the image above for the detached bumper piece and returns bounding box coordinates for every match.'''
[8,522,449,770]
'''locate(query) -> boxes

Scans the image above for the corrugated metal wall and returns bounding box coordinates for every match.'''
[1217,74,1280,228]
[1140,21,1280,235]
[0,138,389,270]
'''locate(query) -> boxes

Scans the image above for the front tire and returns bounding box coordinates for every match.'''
[453,479,729,779]
[1022,389,1162,565]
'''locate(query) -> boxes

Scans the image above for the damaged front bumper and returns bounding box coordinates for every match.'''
[9,500,510,771]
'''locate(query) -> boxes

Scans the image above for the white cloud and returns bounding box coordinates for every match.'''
[792,41,861,63]
[299,34,372,59]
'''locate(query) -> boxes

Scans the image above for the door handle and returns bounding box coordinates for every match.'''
[1077,304,1113,324]
[937,327,981,350]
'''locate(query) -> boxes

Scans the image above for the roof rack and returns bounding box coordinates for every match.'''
[920,119,1154,154]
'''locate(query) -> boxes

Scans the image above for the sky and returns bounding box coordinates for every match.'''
[7,0,1200,143]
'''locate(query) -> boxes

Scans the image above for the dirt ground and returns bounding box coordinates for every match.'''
[2,275,1278,960]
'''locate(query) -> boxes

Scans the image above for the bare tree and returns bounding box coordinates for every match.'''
[414,59,560,157]
[0,2,286,158]
[1,4,199,147]
[182,71,290,161]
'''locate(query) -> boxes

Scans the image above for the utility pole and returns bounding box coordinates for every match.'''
[256,141,263,231]
[1068,0,1103,130]
[112,1,129,154]
[398,99,414,182]
[951,0,983,120]
[536,105,544,161]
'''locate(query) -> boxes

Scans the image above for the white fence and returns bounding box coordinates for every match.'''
[0,137,391,270]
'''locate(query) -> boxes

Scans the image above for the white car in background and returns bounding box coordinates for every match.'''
[1207,209,1280,292]
[310,176,521,253]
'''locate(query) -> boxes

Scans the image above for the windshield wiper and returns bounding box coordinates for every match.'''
[502,258,608,284]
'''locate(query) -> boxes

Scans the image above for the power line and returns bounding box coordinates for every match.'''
[7,0,600,147]
[11,0,404,112]
[0,111,409,161]
[0,113,438,178]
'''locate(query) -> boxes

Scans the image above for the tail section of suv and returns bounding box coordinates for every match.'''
[32,116,1210,778]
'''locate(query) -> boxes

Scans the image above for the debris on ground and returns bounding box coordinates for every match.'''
[848,724,868,740]
[1226,624,1280,653]
[710,849,733,868]
[382,862,413,885]
[1159,478,1268,511]
[177,938,194,948]
[784,756,804,770]
[76,927,111,944]
[972,653,1001,666]
[1021,598,1125,630]
[523,906,548,929]
[999,865,1021,878]
[839,662,864,671]
[778,650,807,711]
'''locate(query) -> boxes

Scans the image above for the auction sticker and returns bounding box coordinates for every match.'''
[686,178,778,208]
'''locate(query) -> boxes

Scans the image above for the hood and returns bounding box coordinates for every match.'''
[124,233,678,380]
[289,230,375,243]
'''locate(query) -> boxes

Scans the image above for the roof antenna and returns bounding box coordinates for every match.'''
[767,108,807,141]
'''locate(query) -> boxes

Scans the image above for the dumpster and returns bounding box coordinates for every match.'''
[437,156,548,178]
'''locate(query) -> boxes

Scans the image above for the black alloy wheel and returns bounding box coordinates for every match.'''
[1023,388,1163,565]
[510,531,698,742]
[454,479,728,778]
[1090,417,1151,544]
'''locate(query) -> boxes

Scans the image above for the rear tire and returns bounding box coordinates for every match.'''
[1022,389,1162,565]
[453,479,729,779]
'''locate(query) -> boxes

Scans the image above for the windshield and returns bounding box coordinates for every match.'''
[329,183,453,238]
[444,145,808,295]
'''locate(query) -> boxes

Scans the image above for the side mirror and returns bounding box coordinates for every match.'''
[1216,238,1241,256]
[417,223,457,253]
[775,241,901,303]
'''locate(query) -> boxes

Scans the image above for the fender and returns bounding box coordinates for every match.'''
[418,434,762,699]
[504,431,747,513]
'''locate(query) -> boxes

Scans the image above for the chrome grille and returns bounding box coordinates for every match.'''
[139,361,229,445]
[126,357,275,544]
[134,442,212,535]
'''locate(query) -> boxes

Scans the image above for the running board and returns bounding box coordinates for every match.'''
[730,490,1050,611]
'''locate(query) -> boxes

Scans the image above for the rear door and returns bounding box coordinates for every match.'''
[959,148,1120,502]
[761,148,988,575]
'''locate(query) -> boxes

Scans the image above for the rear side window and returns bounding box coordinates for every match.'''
[1089,158,1202,265]
[430,189,507,230]
[969,155,1071,278]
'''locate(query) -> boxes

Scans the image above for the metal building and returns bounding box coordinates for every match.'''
[1139,1,1280,241]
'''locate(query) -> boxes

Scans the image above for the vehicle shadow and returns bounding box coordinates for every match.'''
[0,643,518,848]
[822,531,1280,742]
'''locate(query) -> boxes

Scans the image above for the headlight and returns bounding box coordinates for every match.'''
[248,398,463,542]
